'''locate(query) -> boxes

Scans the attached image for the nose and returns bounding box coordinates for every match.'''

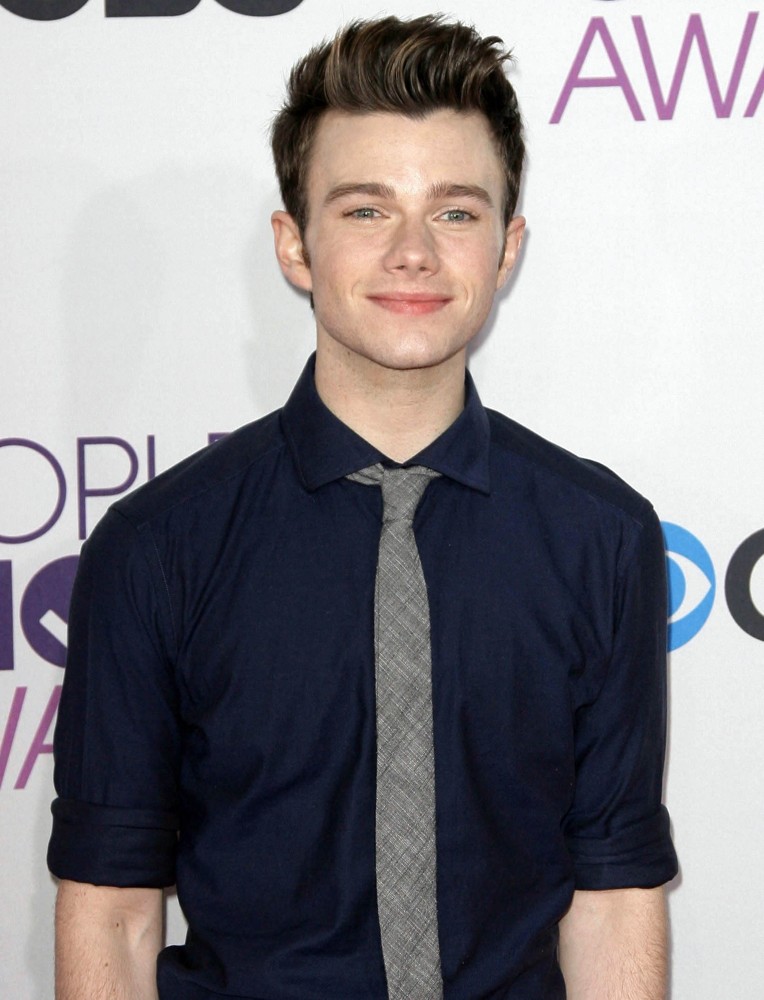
[382,217,440,276]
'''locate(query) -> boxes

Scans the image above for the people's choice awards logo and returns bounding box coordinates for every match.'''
[662,523,716,652]
[551,11,762,123]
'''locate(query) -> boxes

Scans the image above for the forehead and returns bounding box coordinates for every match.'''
[306,109,505,198]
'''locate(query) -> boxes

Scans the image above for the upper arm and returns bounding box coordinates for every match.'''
[564,508,677,891]
[48,510,180,889]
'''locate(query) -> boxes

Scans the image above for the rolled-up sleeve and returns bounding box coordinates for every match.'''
[564,506,678,890]
[47,508,180,888]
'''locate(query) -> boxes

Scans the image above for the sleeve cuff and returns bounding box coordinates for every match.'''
[566,805,678,890]
[47,797,179,888]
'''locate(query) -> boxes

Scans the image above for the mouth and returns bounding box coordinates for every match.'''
[367,294,451,316]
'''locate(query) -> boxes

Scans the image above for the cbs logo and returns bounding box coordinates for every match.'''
[662,523,764,650]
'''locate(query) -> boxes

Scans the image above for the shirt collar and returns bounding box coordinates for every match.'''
[282,354,491,495]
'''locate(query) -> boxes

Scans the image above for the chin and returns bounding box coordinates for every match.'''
[371,345,463,373]
[318,320,469,374]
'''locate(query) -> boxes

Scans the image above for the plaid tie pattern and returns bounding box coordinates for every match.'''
[347,463,443,1000]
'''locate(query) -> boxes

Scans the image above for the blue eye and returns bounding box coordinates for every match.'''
[441,210,471,222]
[662,522,716,650]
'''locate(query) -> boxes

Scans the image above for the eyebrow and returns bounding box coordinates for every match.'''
[427,182,495,207]
[324,181,495,208]
[324,183,396,205]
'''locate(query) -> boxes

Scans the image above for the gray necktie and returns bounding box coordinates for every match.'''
[347,463,444,1000]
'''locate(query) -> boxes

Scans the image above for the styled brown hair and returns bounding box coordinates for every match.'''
[271,15,525,233]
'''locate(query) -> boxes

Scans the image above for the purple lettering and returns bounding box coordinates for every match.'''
[0,439,67,544]
[634,12,759,121]
[147,435,157,480]
[0,687,26,788]
[14,685,61,789]
[550,17,645,124]
[0,562,13,671]
[77,436,139,539]
[21,556,79,668]
[745,64,763,117]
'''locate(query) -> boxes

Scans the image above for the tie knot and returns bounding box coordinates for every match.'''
[381,466,439,523]
[347,463,440,523]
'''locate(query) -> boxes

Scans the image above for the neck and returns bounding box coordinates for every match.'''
[314,343,467,463]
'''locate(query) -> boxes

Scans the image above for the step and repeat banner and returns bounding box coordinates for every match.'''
[1,0,762,996]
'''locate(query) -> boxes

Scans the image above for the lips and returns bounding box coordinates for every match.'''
[367,294,451,315]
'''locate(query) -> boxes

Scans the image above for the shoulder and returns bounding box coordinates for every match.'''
[485,408,655,529]
[109,409,285,532]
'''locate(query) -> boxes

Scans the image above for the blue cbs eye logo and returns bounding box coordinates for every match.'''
[661,523,716,651]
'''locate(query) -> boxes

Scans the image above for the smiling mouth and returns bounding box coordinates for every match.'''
[367,294,451,316]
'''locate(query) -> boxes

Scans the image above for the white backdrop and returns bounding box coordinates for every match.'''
[1,0,763,996]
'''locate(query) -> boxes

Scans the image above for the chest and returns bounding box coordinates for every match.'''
[168,492,614,794]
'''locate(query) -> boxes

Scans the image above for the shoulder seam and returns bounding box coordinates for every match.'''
[487,409,653,530]
[114,435,287,532]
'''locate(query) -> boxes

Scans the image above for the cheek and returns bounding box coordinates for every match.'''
[304,242,341,298]
[462,246,506,299]
[448,230,502,270]
[309,230,369,281]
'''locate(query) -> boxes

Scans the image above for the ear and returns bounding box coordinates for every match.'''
[496,215,526,290]
[271,210,313,293]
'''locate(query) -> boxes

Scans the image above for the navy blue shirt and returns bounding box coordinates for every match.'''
[49,356,677,999]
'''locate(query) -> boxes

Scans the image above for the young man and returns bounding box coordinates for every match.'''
[49,15,677,1000]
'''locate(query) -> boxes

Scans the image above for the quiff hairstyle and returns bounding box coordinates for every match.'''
[271,14,525,233]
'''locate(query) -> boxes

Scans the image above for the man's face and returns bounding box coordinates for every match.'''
[273,109,524,376]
